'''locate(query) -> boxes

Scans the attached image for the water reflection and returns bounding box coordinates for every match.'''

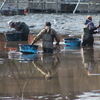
[76,91,100,100]
[1,33,100,99]
[8,51,38,61]
[0,49,61,99]
[32,54,60,80]
[64,46,80,50]
[81,48,95,76]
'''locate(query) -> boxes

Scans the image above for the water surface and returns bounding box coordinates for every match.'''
[0,34,100,100]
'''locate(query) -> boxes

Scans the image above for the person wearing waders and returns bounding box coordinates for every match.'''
[31,22,60,53]
[8,20,29,41]
[81,15,100,47]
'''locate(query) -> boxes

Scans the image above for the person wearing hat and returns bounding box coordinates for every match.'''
[31,22,60,53]
[8,20,29,41]
[81,15,100,47]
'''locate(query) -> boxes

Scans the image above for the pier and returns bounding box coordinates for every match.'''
[0,0,100,15]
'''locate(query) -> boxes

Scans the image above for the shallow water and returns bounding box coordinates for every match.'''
[0,13,100,36]
[0,33,100,100]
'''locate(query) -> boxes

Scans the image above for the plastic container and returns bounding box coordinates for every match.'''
[19,44,38,54]
[5,33,21,41]
[63,38,81,46]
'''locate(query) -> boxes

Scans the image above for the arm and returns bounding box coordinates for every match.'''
[88,22,98,34]
[53,29,60,45]
[31,29,43,45]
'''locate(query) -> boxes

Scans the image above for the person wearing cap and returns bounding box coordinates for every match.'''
[8,20,29,41]
[81,15,100,47]
[31,22,60,53]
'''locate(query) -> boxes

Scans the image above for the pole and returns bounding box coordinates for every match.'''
[56,0,58,13]
[0,0,7,10]
[16,0,19,15]
[73,0,80,14]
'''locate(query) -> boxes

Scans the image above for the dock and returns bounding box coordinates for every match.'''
[0,0,100,15]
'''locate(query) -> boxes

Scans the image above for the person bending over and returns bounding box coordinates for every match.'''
[8,20,29,41]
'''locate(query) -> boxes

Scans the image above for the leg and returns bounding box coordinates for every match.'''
[88,38,94,47]
[82,40,87,47]
[43,48,53,53]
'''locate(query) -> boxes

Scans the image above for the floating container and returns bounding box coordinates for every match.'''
[19,44,38,54]
[63,38,81,46]
[5,33,21,41]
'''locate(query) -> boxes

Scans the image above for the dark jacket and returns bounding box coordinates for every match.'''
[14,21,29,41]
[82,19,97,41]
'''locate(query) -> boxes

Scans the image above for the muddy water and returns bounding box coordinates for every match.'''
[0,34,100,100]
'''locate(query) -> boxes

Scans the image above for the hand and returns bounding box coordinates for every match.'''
[98,31,100,34]
[30,41,34,45]
[7,31,10,33]
[96,25,100,28]
[55,44,60,51]
[56,42,59,46]
[30,42,33,45]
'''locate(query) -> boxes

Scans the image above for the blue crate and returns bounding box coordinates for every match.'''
[6,33,21,41]
[63,38,81,46]
[19,44,38,54]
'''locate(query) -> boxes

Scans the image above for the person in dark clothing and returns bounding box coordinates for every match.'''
[81,15,100,47]
[31,22,60,53]
[8,20,29,41]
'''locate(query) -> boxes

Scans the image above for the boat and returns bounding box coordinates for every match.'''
[19,44,38,54]
[63,38,81,46]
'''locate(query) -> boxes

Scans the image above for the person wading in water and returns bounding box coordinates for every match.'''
[81,15,100,47]
[31,22,60,53]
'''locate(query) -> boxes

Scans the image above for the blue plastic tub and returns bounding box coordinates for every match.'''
[6,33,21,41]
[19,44,38,54]
[63,38,81,46]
